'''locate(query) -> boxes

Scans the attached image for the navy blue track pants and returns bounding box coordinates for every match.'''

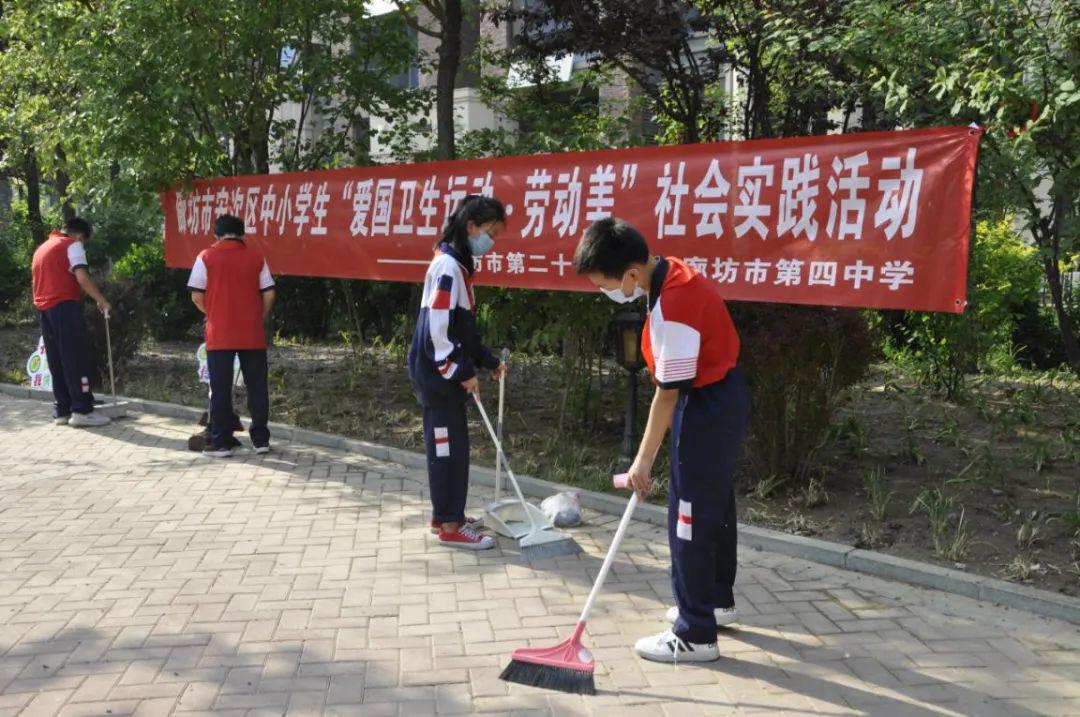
[423,400,471,524]
[669,367,751,644]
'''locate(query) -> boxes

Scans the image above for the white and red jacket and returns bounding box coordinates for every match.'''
[407,243,500,406]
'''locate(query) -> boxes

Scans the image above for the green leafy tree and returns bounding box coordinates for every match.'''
[500,0,725,143]
[0,0,421,202]
[393,0,468,160]
[842,0,1080,372]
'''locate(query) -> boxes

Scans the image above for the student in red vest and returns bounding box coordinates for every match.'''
[31,217,112,428]
[187,214,275,457]
[573,217,750,664]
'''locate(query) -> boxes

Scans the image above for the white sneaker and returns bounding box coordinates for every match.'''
[69,412,110,428]
[665,605,738,627]
[634,629,719,663]
[202,446,234,458]
[254,445,270,455]
[54,416,70,426]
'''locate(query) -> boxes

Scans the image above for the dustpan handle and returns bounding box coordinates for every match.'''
[579,491,638,624]
[473,393,539,530]
[495,348,508,498]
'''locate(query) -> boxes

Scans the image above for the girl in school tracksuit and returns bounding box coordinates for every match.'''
[408,195,507,550]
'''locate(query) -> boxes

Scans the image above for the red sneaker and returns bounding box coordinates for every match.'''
[429,515,485,534]
[438,524,494,550]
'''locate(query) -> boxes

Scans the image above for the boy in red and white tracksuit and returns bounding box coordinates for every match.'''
[574,217,750,664]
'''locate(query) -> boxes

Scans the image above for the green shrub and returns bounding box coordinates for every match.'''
[83,275,150,391]
[475,287,615,356]
[878,218,1043,398]
[271,277,336,341]
[334,279,415,343]
[84,201,160,267]
[733,304,877,486]
[0,200,56,318]
[0,237,26,313]
[1013,270,1080,370]
[113,236,202,341]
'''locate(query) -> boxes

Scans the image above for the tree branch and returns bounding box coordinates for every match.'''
[393,1,442,39]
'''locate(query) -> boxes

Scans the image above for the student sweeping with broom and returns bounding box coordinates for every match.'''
[408,195,507,550]
[499,217,749,693]
[572,217,750,663]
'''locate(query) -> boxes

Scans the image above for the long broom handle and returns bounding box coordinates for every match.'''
[473,393,540,531]
[494,348,508,498]
[578,491,639,624]
[104,311,117,403]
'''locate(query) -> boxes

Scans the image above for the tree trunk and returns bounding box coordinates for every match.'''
[232,128,253,175]
[435,0,463,161]
[254,136,271,175]
[1039,188,1080,374]
[24,149,46,245]
[682,94,701,143]
[339,279,364,344]
[55,145,74,220]
[1042,245,1080,374]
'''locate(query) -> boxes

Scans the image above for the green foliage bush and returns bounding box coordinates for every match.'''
[876,218,1044,397]
[83,275,150,390]
[113,236,202,341]
[1013,277,1080,370]
[0,233,26,313]
[733,304,877,486]
[270,277,337,341]
[84,201,160,266]
[0,200,58,318]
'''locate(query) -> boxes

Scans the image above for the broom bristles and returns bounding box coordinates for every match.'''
[499,658,595,695]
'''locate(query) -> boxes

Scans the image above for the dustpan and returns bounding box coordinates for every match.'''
[483,349,553,539]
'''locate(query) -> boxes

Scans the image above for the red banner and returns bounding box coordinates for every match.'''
[163,125,981,313]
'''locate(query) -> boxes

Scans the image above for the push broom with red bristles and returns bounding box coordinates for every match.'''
[499,473,639,695]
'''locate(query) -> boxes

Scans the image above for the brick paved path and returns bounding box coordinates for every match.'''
[0,394,1078,716]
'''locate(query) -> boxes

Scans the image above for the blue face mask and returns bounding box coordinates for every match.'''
[467,231,495,257]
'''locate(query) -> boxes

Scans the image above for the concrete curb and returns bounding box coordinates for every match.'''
[3,382,1078,624]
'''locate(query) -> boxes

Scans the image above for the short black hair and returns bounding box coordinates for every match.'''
[573,218,650,279]
[62,217,92,239]
[215,214,245,237]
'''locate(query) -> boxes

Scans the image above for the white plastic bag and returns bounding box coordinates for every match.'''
[541,490,583,528]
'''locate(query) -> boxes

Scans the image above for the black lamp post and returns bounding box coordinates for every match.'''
[612,309,646,459]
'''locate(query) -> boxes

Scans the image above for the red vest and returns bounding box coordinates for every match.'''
[196,240,269,350]
[32,231,86,310]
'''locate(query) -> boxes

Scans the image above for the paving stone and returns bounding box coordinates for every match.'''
[0,393,1078,716]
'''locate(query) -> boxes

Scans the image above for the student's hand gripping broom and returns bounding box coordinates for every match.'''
[499,473,639,695]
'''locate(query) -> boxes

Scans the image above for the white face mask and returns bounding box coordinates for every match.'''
[467,231,494,257]
[600,273,644,303]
